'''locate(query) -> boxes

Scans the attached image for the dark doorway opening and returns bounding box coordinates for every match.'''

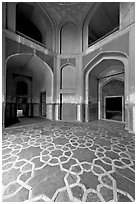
[105,96,123,121]
[16,81,29,117]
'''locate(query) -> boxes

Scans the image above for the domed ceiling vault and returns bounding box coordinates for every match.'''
[37,2,119,48]
[38,2,95,26]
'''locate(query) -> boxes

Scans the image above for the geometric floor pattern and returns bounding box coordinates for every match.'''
[2,120,135,202]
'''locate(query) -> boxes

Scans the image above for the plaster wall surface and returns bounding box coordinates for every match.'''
[61,22,79,54]
[61,65,75,89]
[83,33,129,68]
[120,2,135,29]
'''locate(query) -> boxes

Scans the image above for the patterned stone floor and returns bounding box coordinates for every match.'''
[2,120,135,202]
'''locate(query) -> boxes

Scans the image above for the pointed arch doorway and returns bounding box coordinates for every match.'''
[84,52,127,123]
[5,53,53,127]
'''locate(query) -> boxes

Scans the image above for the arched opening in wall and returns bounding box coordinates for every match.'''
[5,54,53,127]
[16,3,42,43]
[87,59,124,122]
[88,2,119,47]
[16,81,29,118]
[102,80,124,122]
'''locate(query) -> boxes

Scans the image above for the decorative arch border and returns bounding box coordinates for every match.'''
[60,62,75,69]
[99,75,124,89]
[83,51,128,122]
[6,53,53,73]
[59,21,79,32]
[6,53,54,103]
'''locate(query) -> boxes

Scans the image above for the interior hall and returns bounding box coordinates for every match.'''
[2,2,135,202]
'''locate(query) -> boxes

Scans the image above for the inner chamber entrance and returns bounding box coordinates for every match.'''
[105,96,123,121]
[16,81,29,117]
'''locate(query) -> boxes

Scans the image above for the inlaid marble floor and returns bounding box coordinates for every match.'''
[2,120,135,202]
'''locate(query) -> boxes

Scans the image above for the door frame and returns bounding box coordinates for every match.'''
[104,95,124,122]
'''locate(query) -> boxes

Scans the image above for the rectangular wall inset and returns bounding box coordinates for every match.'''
[60,93,76,121]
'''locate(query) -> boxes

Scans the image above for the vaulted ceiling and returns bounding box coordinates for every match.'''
[16,2,120,47]
[38,2,95,25]
[38,2,120,45]
[88,2,119,45]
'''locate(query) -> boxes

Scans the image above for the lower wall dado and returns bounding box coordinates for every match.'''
[3,98,135,134]
[60,103,77,121]
[53,103,84,122]
[125,104,135,133]
[88,103,98,121]
[4,102,54,127]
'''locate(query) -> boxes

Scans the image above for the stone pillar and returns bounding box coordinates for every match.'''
[132,105,135,133]
[55,104,59,120]
[128,25,135,133]
[76,56,83,122]
[77,104,81,121]
[98,82,101,120]
[83,24,88,51]
[85,103,89,122]
[53,55,60,121]
[122,97,125,123]
[46,104,53,120]
[7,2,16,32]
[98,101,101,120]
[124,69,129,130]
[2,32,6,127]
[2,96,6,128]
[124,104,128,130]
[120,3,135,133]
[2,2,6,29]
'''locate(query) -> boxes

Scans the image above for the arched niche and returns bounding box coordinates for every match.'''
[16,2,55,50]
[6,53,53,101]
[61,64,75,89]
[84,52,127,122]
[60,22,78,54]
[5,53,53,126]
